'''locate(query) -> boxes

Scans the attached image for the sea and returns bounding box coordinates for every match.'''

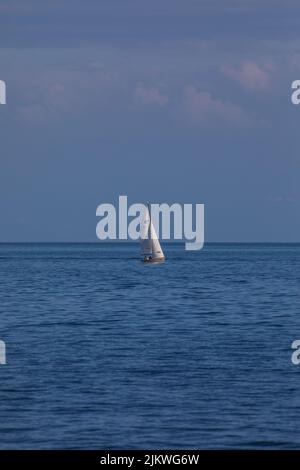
[0,242,300,449]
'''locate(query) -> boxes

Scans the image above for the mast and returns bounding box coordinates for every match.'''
[147,202,151,245]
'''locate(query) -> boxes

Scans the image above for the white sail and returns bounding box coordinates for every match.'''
[140,204,165,260]
[140,205,152,255]
[149,221,164,259]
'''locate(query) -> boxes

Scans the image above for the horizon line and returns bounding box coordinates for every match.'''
[0,241,299,245]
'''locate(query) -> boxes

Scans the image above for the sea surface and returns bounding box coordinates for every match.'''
[0,243,300,449]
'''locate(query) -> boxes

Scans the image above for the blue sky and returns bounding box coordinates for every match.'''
[0,0,299,241]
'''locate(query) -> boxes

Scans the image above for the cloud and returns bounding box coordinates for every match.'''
[269,196,296,204]
[181,85,248,127]
[0,0,296,48]
[12,66,115,124]
[134,83,168,107]
[222,61,271,91]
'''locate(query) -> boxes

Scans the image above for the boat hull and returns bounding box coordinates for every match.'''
[142,257,165,264]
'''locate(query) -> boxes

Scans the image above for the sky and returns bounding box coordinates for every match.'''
[0,0,299,242]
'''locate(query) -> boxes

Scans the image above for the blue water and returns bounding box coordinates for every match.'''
[0,243,300,449]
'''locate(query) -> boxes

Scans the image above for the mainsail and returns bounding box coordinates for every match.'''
[140,204,165,261]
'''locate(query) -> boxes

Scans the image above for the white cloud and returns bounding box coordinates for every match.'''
[222,61,271,91]
[181,85,249,127]
[134,83,168,107]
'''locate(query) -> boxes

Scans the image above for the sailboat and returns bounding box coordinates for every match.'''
[140,203,165,263]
